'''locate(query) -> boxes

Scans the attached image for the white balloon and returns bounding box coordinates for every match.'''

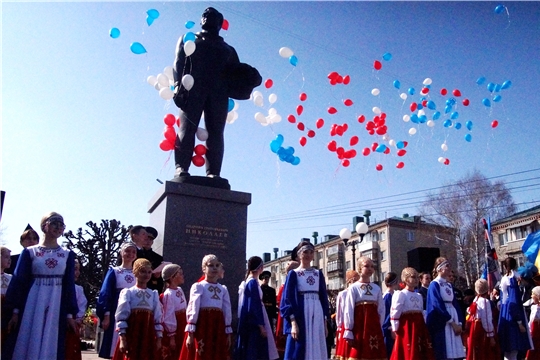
[418,109,425,116]
[163,66,174,80]
[268,108,277,116]
[268,93,278,104]
[438,157,445,164]
[403,115,410,122]
[371,88,380,96]
[427,120,435,127]
[196,127,208,141]
[269,114,282,123]
[159,87,174,100]
[157,73,170,87]
[184,40,196,56]
[147,75,158,87]
[423,78,433,85]
[389,139,396,147]
[400,93,407,100]
[382,135,389,141]
[233,101,239,111]
[154,83,162,91]
[226,111,237,124]
[441,143,448,151]
[408,127,417,135]
[252,90,262,99]
[254,95,264,107]
[279,47,294,58]
[372,106,381,114]
[181,74,194,91]
[255,112,267,124]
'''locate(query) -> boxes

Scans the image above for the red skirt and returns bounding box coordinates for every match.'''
[526,320,540,360]
[390,311,435,360]
[162,309,187,360]
[179,308,229,360]
[65,326,82,360]
[339,302,386,360]
[466,318,501,360]
[112,309,159,360]
[334,327,346,358]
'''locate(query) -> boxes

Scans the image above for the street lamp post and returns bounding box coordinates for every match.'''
[340,222,369,271]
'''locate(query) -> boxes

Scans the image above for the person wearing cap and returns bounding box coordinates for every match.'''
[97,241,137,359]
[260,270,278,333]
[160,264,187,360]
[6,225,39,275]
[133,226,165,293]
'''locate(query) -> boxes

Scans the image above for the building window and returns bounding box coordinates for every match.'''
[407,231,414,242]
[380,231,386,241]
[372,232,380,242]
[327,259,342,272]
[381,250,387,262]
[346,260,351,270]
[434,236,441,245]
[499,232,508,246]
[327,244,339,256]
[327,276,344,290]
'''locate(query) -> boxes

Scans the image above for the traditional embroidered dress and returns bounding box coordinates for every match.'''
[466,296,500,360]
[179,280,232,360]
[97,266,136,358]
[334,289,348,359]
[527,303,540,360]
[340,280,386,360]
[383,290,395,359]
[5,245,78,360]
[498,271,532,354]
[236,277,279,360]
[65,284,88,360]
[1,272,12,347]
[280,268,330,360]
[275,284,287,358]
[426,276,465,360]
[390,289,434,360]
[161,287,187,360]
[112,286,163,360]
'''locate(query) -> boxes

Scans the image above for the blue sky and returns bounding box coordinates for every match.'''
[2,1,540,259]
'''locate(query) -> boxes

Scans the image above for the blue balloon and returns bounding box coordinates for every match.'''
[228,99,235,112]
[433,111,441,120]
[476,76,486,85]
[482,98,491,107]
[382,52,392,61]
[445,98,456,106]
[417,103,424,110]
[495,4,505,14]
[291,157,300,166]
[270,141,280,154]
[455,122,462,130]
[465,133,472,142]
[443,119,452,128]
[501,80,512,90]
[183,32,196,42]
[289,55,298,66]
[396,141,405,149]
[130,42,147,54]
[427,100,436,110]
[146,9,160,26]
[275,134,284,146]
[110,28,120,39]
[450,112,459,120]
[410,114,419,124]
[493,95,502,102]
[487,82,496,92]
[376,144,387,153]
[408,87,415,95]
[419,115,427,124]
[185,21,195,29]
[393,80,401,89]
[494,84,502,92]
[285,146,295,155]
[444,105,452,114]
[465,120,473,131]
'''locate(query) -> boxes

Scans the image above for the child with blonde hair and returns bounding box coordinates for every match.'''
[526,286,540,360]
[334,270,359,359]
[160,264,187,360]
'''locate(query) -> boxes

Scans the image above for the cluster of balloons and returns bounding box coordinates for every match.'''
[270,134,300,165]
[326,124,358,167]
[147,66,175,100]
[476,76,512,108]
[159,114,178,151]
[109,9,160,54]
[252,79,282,126]
[327,71,351,86]
[279,47,298,67]
[226,99,240,124]
[373,52,392,71]
[146,9,160,26]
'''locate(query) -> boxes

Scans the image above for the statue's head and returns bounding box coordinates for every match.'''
[201,7,223,32]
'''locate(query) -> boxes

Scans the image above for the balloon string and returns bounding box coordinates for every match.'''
[275,158,281,188]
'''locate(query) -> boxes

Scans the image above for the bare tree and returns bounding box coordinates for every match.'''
[419,170,516,287]
[63,219,131,306]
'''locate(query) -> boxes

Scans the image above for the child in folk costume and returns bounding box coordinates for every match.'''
[160,264,187,360]
[466,279,500,360]
[526,286,540,360]
[280,240,330,360]
[383,272,400,359]
[235,256,279,360]
[113,258,163,360]
[275,260,300,358]
[498,257,532,360]
[334,270,360,359]
[179,254,232,360]
[341,256,386,360]
[65,259,88,360]
[426,257,465,360]
[390,267,435,360]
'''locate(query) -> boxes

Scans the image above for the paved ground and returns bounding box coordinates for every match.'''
[82,350,100,359]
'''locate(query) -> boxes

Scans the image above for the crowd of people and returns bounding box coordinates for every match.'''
[2,212,540,360]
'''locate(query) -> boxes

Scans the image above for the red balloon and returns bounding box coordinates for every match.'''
[336,126,344,136]
[491,120,499,128]
[374,60,382,70]
[159,139,175,151]
[336,76,343,84]
[264,79,273,89]
[452,89,461,97]
[176,118,180,127]
[422,100,428,107]
[316,118,324,129]
[358,115,366,123]
[343,75,350,85]
[299,93,307,101]
[221,19,229,30]
[383,147,390,154]
[342,159,350,167]
[330,79,337,86]
[297,122,305,131]
[164,113,176,126]
[410,102,417,112]
[296,105,304,116]
[362,147,371,156]
[299,137,307,147]
[444,158,450,165]
[371,142,378,151]
[350,136,359,146]
[396,161,405,169]
[330,124,337,136]
[192,155,205,167]
[380,112,386,119]
[346,149,357,158]
[164,127,176,141]
[327,71,339,80]
[368,129,375,136]
[440,88,448,96]
[421,87,430,94]
[402,141,409,148]
[397,149,407,157]
[327,140,337,152]
[307,130,316,138]
[328,107,337,115]
[336,147,345,156]
[194,144,207,156]
[366,121,375,131]
[375,126,387,135]
[342,123,348,132]
[376,164,383,171]
[287,114,296,123]
[344,99,353,106]
[462,99,470,106]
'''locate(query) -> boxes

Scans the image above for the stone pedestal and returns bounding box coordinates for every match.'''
[148,181,251,313]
